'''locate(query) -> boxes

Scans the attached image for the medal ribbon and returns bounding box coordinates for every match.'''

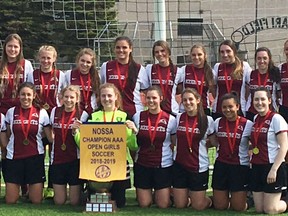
[253,110,271,149]
[257,71,269,87]
[79,72,91,107]
[19,107,34,140]
[148,110,163,146]
[61,109,76,145]
[115,61,128,90]
[191,65,205,95]
[185,113,198,152]
[223,64,233,92]
[40,70,53,101]
[103,108,116,122]
[225,117,240,154]
[157,65,170,98]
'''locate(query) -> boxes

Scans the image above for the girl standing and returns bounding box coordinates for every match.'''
[133,86,177,208]
[278,39,288,122]
[146,40,181,116]
[4,82,53,204]
[212,40,251,119]
[100,36,149,116]
[179,44,215,115]
[65,48,100,114]
[172,88,214,210]
[246,47,281,121]
[0,33,33,114]
[211,93,253,211]
[50,85,89,205]
[73,83,138,208]
[250,87,288,214]
[28,45,66,113]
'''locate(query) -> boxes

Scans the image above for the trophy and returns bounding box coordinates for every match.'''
[85,181,116,213]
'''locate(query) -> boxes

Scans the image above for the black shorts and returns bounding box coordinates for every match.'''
[50,159,82,186]
[212,160,250,192]
[172,162,209,191]
[134,163,172,190]
[279,105,288,123]
[250,163,287,193]
[4,154,45,185]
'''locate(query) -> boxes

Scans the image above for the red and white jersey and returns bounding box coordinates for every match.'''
[133,110,177,168]
[174,113,214,173]
[278,63,288,107]
[178,65,212,110]
[27,69,67,113]
[213,61,251,115]
[5,106,50,159]
[214,116,253,166]
[0,59,33,114]
[251,113,288,164]
[146,64,181,115]
[246,69,279,113]
[50,107,89,165]
[100,60,149,116]
[65,69,97,114]
[0,113,6,132]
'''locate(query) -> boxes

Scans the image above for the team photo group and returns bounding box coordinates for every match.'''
[0,32,288,214]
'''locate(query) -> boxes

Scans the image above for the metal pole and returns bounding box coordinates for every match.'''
[255,0,258,52]
[154,0,166,41]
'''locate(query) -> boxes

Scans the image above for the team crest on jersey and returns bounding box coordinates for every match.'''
[265,120,270,125]
[238,125,244,131]
[116,117,122,122]
[159,119,167,125]
[32,113,39,117]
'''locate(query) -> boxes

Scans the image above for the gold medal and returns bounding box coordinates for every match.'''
[61,143,67,151]
[85,104,89,109]
[23,139,29,145]
[253,147,259,155]
[43,103,50,110]
[189,147,192,153]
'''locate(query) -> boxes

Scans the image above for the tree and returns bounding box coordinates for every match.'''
[0,0,117,64]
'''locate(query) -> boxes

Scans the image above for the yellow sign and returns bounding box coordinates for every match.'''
[79,123,127,182]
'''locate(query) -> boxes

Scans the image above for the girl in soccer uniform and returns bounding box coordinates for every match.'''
[250,87,288,214]
[100,36,149,116]
[73,83,138,208]
[50,85,89,205]
[133,86,177,208]
[0,33,33,115]
[211,93,253,211]
[212,40,251,119]
[28,45,67,113]
[278,39,288,122]
[178,44,216,115]
[172,88,214,210]
[4,82,53,204]
[146,40,182,116]
[65,48,101,114]
[246,47,281,121]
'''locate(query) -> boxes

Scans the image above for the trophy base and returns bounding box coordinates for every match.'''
[85,193,116,213]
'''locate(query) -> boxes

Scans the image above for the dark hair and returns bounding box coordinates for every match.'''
[254,47,280,83]
[253,86,272,99]
[220,91,240,106]
[17,82,42,109]
[219,40,243,80]
[146,85,163,97]
[75,48,101,97]
[152,40,176,81]
[115,36,140,87]
[0,34,24,99]
[181,87,208,140]
[190,44,215,88]
[253,86,273,111]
